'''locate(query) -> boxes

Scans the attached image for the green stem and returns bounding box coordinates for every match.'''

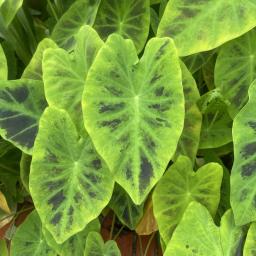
[139,236,144,256]
[144,232,155,256]
[113,225,124,241]
[109,213,116,240]
[47,0,59,22]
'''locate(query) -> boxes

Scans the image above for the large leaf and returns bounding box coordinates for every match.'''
[231,80,256,225]
[164,202,244,256]
[158,0,256,56]
[43,25,103,131]
[83,34,184,204]
[244,223,256,256]
[153,155,223,245]
[0,79,47,154]
[43,219,100,256]
[0,44,7,80]
[51,0,101,50]
[10,210,56,256]
[94,0,150,53]
[215,28,256,118]
[84,232,121,256]
[174,62,201,162]
[30,107,114,243]
[22,38,57,80]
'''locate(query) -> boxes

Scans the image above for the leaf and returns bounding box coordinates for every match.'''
[0,190,11,213]
[83,34,184,204]
[22,38,58,80]
[84,232,121,256]
[244,223,256,256]
[0,239,8,256]
[158,0,256,56]
[153,155,223,245]
[109,184,144,230]
[215,28,256,118]
[0,0,23,27]
[0,44,7,80]
[0,79,47,154]
[30,107,114,243]
[43,219,100,256]
[174,62,202,163]
[94,0,150,53]
[164,202,244,256]
[150,7,159,36]
[20,153,31,192]
[51,0,101,50]
[231,80,256,225]
[43,25,103,131]
[10,210,57,256]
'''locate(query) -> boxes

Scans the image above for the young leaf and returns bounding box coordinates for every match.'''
[94,0,150,53]
[0,44,7,80]
[51,0,101,50]
[215,28,256,118]
[30,107,114,243]
[0,79,47,154]
[10,210,57,256]
[20,153,31,192]
[84,232,121,256]
[231,80,256,225]
[83,34,184,204]
[164,202,244,256]
[153,155,223,245]
[0,190,11,213]
[158,0,256,56]
[244,223,256,256]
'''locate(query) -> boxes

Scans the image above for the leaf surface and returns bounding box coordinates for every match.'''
[244,223,256,256]
[0,44,7,80]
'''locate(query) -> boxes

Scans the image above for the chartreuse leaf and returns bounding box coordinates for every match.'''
[30,107,114,243]
[20,153,31,192]
[109,184,144,230]
[244,223,256,256]
[43,219,100,256]
[158,0,256,56]
[94,0,150,53]
[10,210,56,256]
[153,156,223,245]
[215,28,256,118]
[164,202,244,256]
[43,25,103,131]
[174,62,201,162]
[231,80,256,225]
[84,232,121,256]
[51,0,101,50]
[0,44,7,80]
[0,79,47,154]
[22,38,57,80]
[83,34,184,204]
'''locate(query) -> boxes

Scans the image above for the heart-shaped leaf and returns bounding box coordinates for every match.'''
[0,79,47,154]
[231,80,256,225]
[215,28,256,118]
[244,223,256,256]
[0,44,7,80]
[30,107,114,243]
[94,0,150,53]
[10,210,57,256]
[84,232,121,256]
[158,0,256,56]
[164,202,244,256]
[83,34,184,204]
[153,155,223,245]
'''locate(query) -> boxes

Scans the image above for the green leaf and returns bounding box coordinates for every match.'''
[83,34,184,204]
[30,107,114,243]
[215,28,256,118]
[153,155,223,245]
[244,223,256,256]
[43,219,100,256]
[0,44,7,80]
[0,239,8,256]
[94,0,150,53]
[164,202,244,256]
[231,80,256,225]
[84,232,121,256]
[51,0,101,50]
[0,0,23,27]
[109,184,144,230]
[43,25,103,131]
[0,79,47,154]
[10,210,57,256]
[22,38,58,80]
[174,62,201,163]
[20,153,31,192]
[158,0,256,56]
